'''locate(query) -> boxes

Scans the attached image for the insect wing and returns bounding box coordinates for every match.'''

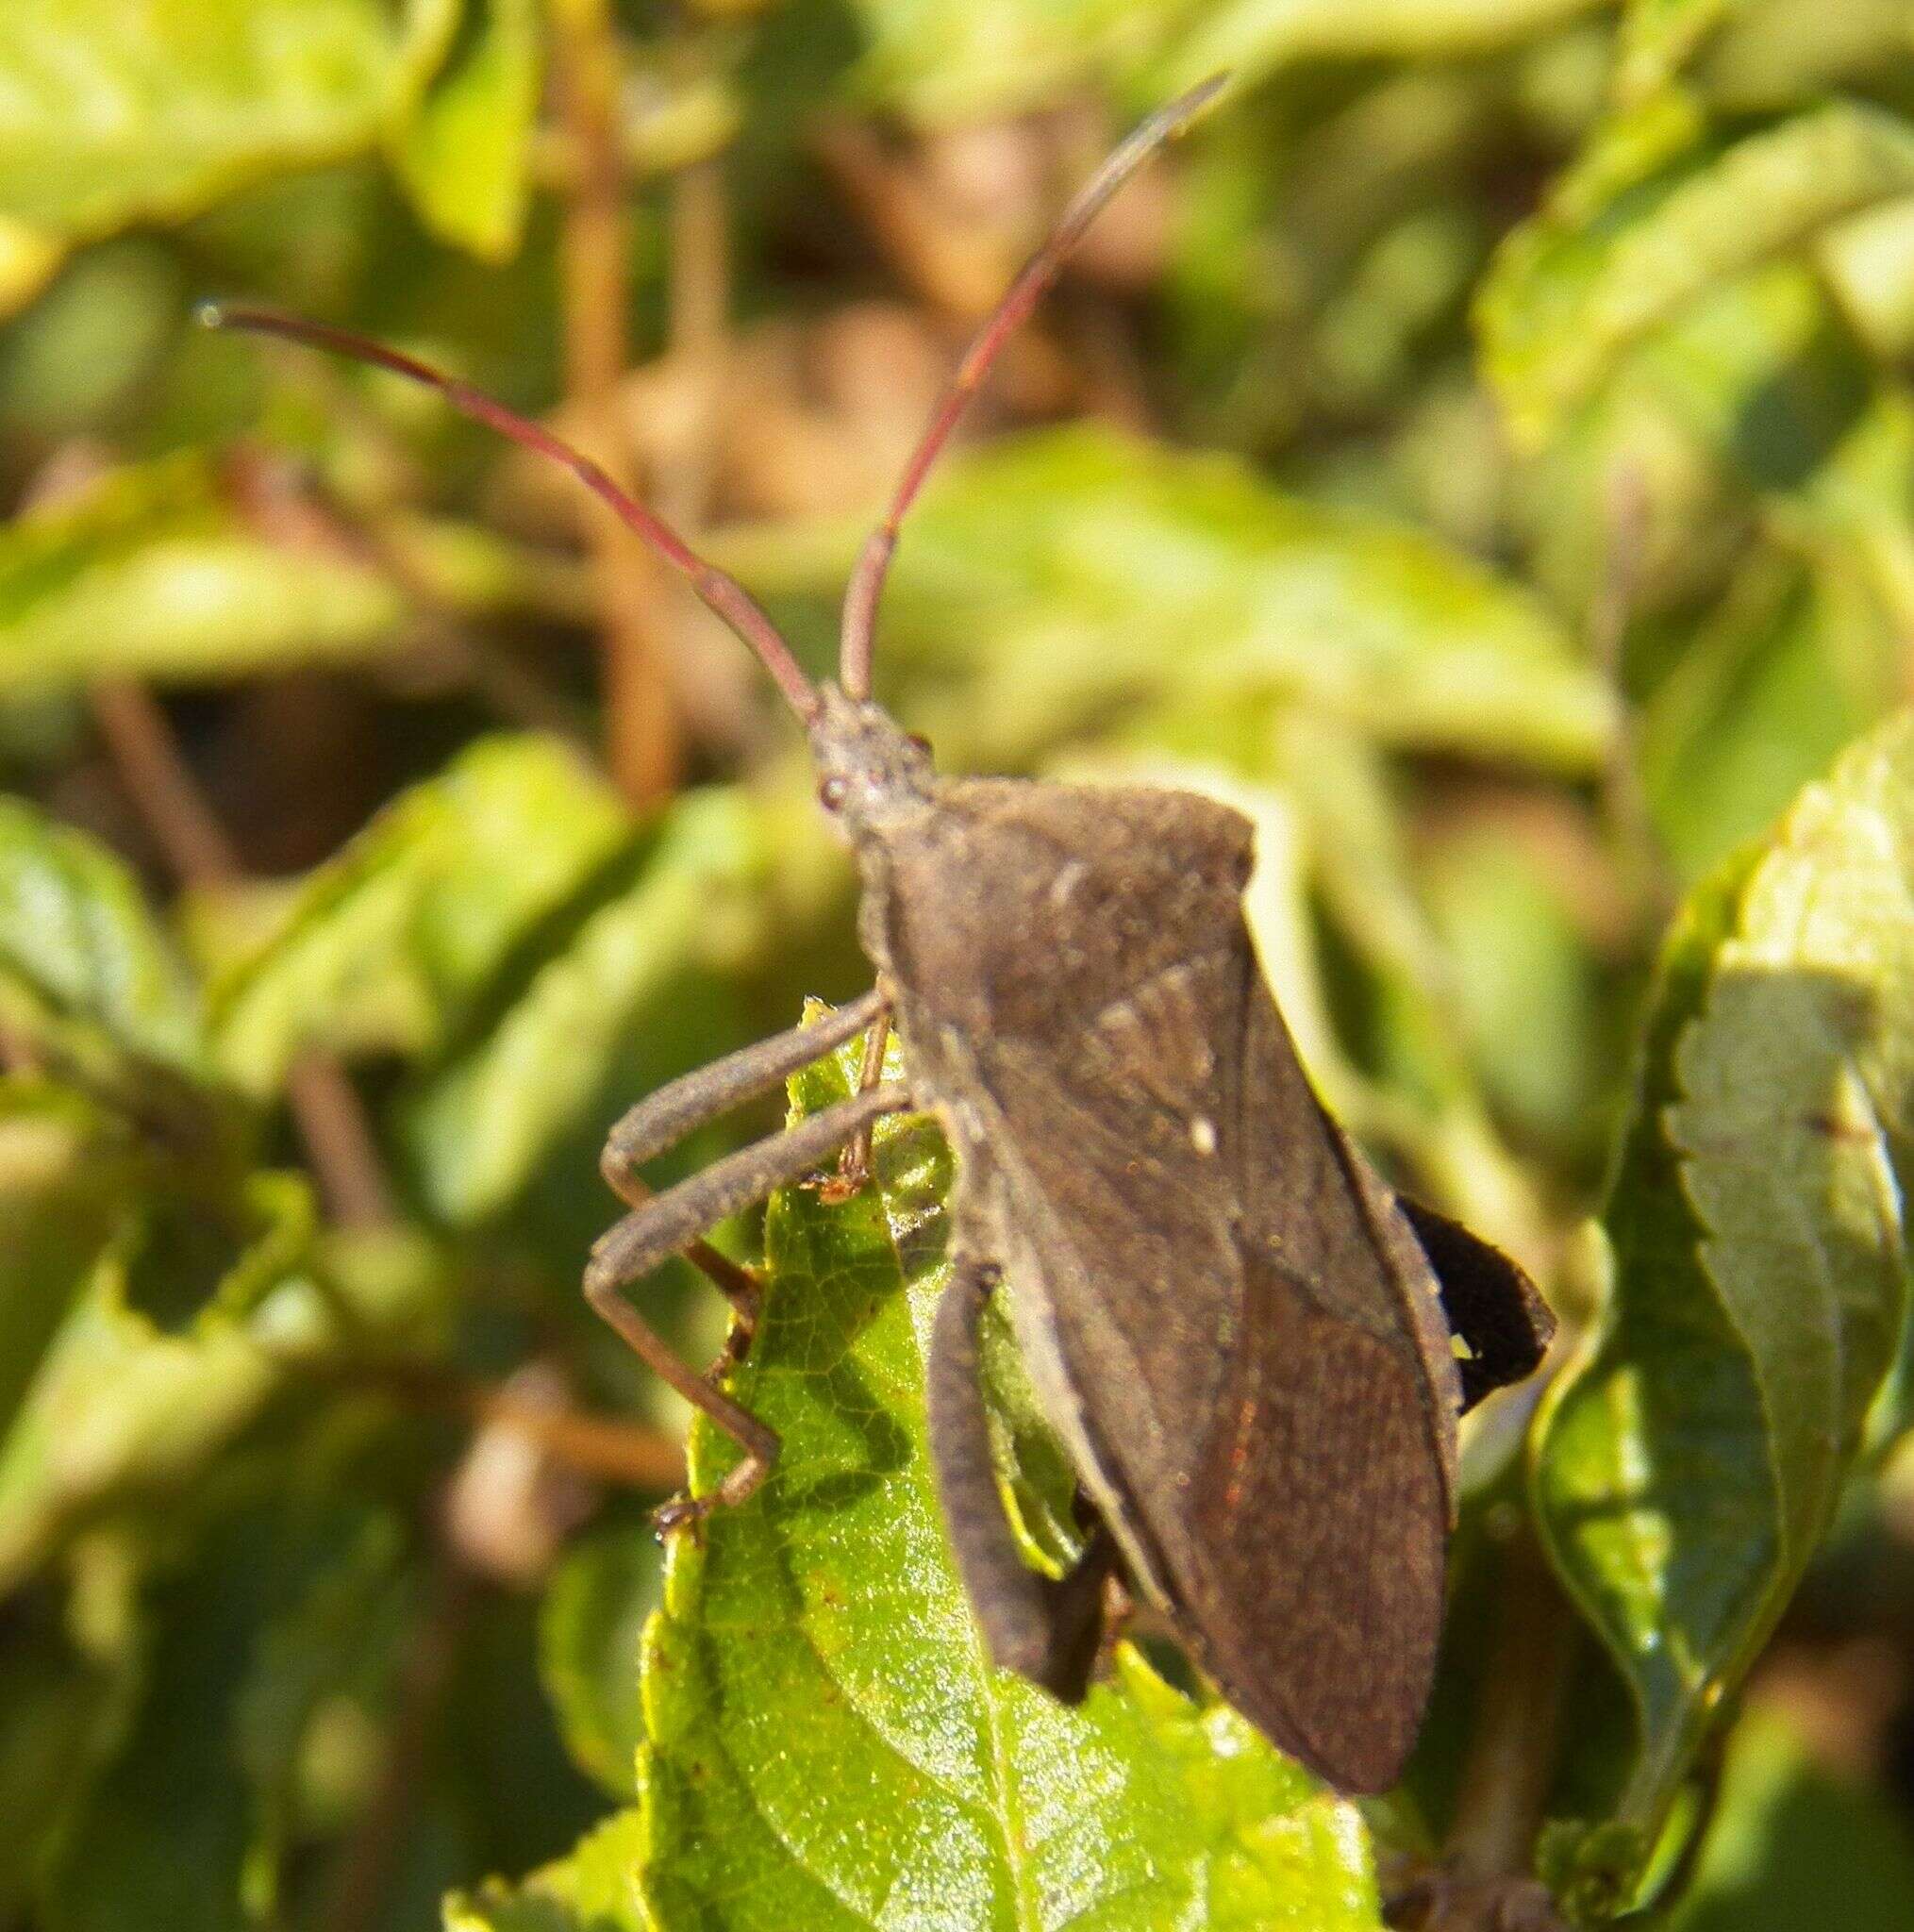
[874,778,1468,1790]
[969,924,1462,1791]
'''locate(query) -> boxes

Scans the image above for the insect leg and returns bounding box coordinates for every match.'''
[926,1257,1116,1701]
[600,990,890,1321]
[601,988,888,1186]
[823,1005,892,1200]
[585,1078,916,1528]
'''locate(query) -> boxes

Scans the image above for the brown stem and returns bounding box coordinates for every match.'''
[654,152,762,751]
[552,0,680,806]
[226,453,593,746]
[663,157,726,525]
[345,1358,685,1489]
[91,681,240,886]
[813,119,1015,320]
[88,680,393,1226]
[1442,1528,1579,1884]
[0,1022,32,1074]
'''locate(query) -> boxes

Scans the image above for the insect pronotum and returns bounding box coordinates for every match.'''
[202,73,1553,1793]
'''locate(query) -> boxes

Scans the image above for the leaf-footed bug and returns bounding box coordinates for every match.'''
[201,74,1552,1792]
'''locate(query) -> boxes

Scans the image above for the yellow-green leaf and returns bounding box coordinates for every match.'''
[1532,708,1914,1913]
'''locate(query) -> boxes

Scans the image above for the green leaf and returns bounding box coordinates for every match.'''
[0,794,206,1077]
[210,740,773,1222]
[0,1158,445,1590]
[0,0,457,240]
[1423,821,1606,1158]
[1161,0,1606,94]
[1615,0,1753,104]
[0,453,404,696]
[540,1521,661,1797]
[1664,1706,1914,1931]
[890,424,1613,774]
[843,0,1154,123]
[1532,708,1914,1910]
[392,0,542,263]
[1477,98,1914,447]
[0,1082,138,1439]
[844,0,1608,118]
[38,1491,416,1932]
[398,787,771,1224]
[233,1509,416,1918]
[447,1810,650,1932]
[209,733,629,1096]
[1639,549,1891,882]
[0,1166,310,1587]
[0,215,63,321]
[622,1021,1388,1931]
[0,1581,137,1919]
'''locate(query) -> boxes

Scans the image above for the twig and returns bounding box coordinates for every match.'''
[239,455,596,747]
[343,1357,685,1489]
[1441,1526,1579,1886]
[0,1022,31,1074]
[812,120,1013,319]
[663,157,727,525]
[551,0,680,806]
[88,680,393,1226]
[91,681,239,887]
[656,151,765,751]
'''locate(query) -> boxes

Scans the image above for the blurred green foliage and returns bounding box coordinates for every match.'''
[1,1,1912,1927]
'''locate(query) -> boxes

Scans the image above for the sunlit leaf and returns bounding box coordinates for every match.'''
[0,1082,137,1439]
[843,0,1154,122]
[1478,97,1914,447]
[625,1022,1389,1931]
[0,1162,446,1591]
[446,1810,649,1932]
[1639,549,1890,882]
[0,0,457,240]
[0,454,403,696]
[209,734,629,1095]
[0,794,206,1077]
[0,215,62,320]
[0,1168,314,1587]
[1161,0,1606,94]
[391,0,541,263]
[889,424,1613,774]
[399,787,771,1224]
[1615,0,1753,104]
[1532,708,1914,1915]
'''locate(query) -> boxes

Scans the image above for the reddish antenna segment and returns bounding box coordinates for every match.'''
[199,77,1225,724]
[836,73,1228,702]
[195,302,821,724]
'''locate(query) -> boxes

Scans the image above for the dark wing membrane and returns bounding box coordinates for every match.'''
[1184,1245,1450,1792]
[1397,1198,1556,1411]
[1177,958,1458,1791]
[970,917,1461,1792]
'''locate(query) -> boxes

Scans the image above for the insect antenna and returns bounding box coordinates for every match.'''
[195,303,821,723]
[837,72,1228,702]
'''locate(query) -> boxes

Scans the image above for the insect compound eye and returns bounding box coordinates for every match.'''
[817,774,849,811]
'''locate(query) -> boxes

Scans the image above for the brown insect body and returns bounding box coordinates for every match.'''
[816,688,1462,1788]
[204,75,1554,1796]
